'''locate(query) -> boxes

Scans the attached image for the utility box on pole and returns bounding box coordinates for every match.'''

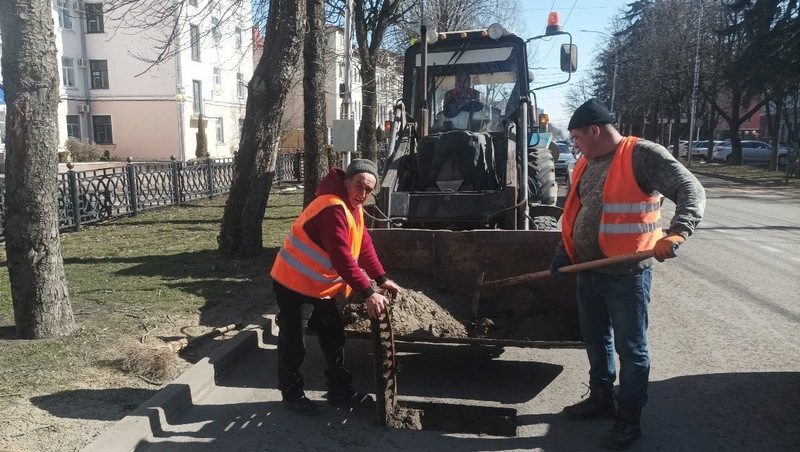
[332,119,357,166]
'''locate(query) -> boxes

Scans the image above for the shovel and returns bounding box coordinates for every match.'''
[471,249,661,317]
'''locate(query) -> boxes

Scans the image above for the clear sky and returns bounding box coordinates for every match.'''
[520,1,631,131]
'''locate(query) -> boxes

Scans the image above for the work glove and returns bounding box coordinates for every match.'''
[364,292,390,319]
[653,233,685,262]
[378,278,401,297]
[549,252,572,280]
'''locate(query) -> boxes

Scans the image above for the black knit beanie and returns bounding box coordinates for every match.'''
[345,158,379,184]
[568,98,615,130]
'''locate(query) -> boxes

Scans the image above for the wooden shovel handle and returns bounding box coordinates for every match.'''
[481,250,655,289]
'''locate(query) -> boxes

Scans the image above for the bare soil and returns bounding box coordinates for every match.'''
[343,271,577,342]
[343,271,470,339]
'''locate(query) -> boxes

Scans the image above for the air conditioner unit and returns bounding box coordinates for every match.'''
[78,104,90,113]
[76,58,87,68]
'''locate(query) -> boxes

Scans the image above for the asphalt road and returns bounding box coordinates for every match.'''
[128,175,800,452]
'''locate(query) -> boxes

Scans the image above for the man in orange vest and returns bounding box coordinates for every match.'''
[271,159,401,416]
[552,99,705,449]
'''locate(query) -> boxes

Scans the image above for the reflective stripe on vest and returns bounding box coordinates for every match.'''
[561,136,664,263]
[270,194,363,298]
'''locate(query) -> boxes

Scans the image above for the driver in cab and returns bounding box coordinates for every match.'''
[443,71,480,116]
[441,71,483,128]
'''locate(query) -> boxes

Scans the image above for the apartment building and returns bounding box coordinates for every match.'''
[254,25,402,149]
[323,27,403,130]
[49,0,253,160]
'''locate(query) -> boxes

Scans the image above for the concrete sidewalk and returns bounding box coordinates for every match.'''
[83,316,602,451]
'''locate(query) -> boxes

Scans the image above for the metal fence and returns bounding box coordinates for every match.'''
[0,152,306,240]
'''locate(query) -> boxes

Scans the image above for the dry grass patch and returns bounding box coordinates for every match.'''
[687,161,800,189]
[0,188,303,406]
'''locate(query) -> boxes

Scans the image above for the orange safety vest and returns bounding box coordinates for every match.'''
[562,136,663,263]
[270,194,364,298]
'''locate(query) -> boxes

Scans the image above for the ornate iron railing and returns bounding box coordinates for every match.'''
[0,153,310,240]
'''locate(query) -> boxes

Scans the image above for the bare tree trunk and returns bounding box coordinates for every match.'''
[357,61,378,162]
[765,96,783,171]
[218,0,306,256]
[302,0,329,207]
[0,0,75,338]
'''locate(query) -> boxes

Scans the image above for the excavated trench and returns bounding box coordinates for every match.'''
[345,270,575,436]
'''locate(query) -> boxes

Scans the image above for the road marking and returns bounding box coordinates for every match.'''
[760,245,780,253]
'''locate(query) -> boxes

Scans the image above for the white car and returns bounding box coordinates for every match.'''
[712,140,789,165]
[679,140,724,162]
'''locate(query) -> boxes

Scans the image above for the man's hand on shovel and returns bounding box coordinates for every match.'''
[653,233,685,262]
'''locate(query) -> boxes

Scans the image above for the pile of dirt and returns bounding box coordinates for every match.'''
[343,271,579,342]
[343,271,470,339]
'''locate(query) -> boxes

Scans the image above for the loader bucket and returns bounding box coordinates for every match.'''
[362,228,582,348]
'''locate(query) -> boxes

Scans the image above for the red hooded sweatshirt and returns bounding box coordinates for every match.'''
[302,167,386,298]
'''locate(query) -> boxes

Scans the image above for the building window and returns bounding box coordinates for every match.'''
[92,115,113,144]
[86,3,104,33]
[188,0,197,6]
[211,17,221,46]
[236,73,245,98]
[213,67,222,90]
[216,117,224,143]
[62,57,76,88]
[89,60,108,89]
[192,79,203,114]
[190,24,201,61]
[90,60,109,89]
[238,118,244,135]
[57,1,73,30]
[235,27,242,49]
[66,115,81,139]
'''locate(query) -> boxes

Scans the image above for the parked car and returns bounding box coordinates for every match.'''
[555,142,575,177]
[565,150,581,197]
[668,140,688,154]
[679,140,725,162]
[712,140,790,165]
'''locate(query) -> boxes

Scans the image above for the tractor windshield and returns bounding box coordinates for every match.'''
[406,42,526,133]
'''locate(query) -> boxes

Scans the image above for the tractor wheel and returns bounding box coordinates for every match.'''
[527,147,557,206]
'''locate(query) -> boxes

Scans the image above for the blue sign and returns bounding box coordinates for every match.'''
[530,131,553,148]
[0,84,5,104]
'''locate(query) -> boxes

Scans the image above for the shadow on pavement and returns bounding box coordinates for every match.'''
[216,336,563,405]
[127,369,800,451]
[517,371,800,451]
[30,388,157,421]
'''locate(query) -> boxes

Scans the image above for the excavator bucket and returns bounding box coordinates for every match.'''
[360,228,582,348]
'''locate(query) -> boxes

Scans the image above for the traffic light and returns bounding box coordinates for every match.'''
[538,113,549,131]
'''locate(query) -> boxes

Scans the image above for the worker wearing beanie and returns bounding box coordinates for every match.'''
[271,158,400,416]
[552,99,706,449]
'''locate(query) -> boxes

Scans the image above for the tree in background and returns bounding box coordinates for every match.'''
[351,0,407,163]
[195,114,210,159]
[0,0,75,338]
[218,0,306,256]
[303,0,330,206]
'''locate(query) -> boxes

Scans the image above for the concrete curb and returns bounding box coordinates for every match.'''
[82,317,273,452]
[691,170,795,187]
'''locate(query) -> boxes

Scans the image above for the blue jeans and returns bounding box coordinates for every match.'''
[576,267,652,408]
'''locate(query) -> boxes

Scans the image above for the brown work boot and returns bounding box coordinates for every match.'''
[603,401,641,450]
[563,384,615,420]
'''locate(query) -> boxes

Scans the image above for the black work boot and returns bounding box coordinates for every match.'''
[326,387,375,409]
[282,394,321,416]
[603,401,642,450]
[563,384,615,420]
